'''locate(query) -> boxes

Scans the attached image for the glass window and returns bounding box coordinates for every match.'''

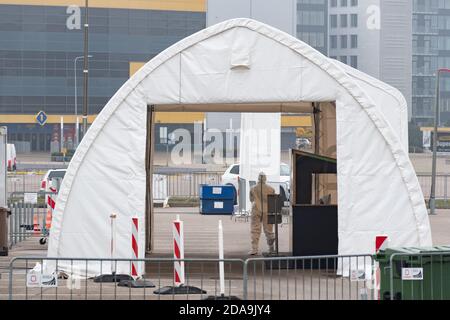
[350,56,358,68]
[230,165,240,175]
[340,14,348,28]
[48,170,66,179]
[351,34,358,48]
[330,15,338,28]
[330,35,338,49]
[351,14,358,27]
[340,35,348,48]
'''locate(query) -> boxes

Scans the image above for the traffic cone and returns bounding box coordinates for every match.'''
[33,214,41,234]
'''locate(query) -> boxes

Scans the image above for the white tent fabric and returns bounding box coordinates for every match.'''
[334,60,409,152]
[239,113,281,211]
[47,18,432,276]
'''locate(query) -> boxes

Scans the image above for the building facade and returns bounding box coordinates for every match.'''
[297,0,328,56]
[205,0,326,153]
[4,0,427,152]
[329,0,413,119]
[412,0,450,126]
[0,0,206,152]
[412,0,439,125]
[438,0,450,125]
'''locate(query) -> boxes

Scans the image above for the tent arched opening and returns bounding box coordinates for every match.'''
[47,18,431,276]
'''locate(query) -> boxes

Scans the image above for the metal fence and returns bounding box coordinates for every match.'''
[6,257,245,300]
[4,255,378,301]
[7,171,45,197]
[387,251,450,301]
[8,172,448,202]
[417,174,450,201]
[164,171,223,198]
[8,196,52,248]
[244,255,374,300]
[7,171,224,202]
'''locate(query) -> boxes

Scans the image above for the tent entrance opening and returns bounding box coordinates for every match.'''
[145,101,337,257]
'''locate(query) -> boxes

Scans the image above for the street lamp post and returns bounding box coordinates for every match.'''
[82,0,90,139]
[74,55,92,148]
[430,68,450,215]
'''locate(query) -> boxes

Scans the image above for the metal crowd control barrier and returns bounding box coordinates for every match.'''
[165,171,223,198]
[5,254,378,300]
[417,174,450,201]
[7,172,223,203]
[388,251,450,300]
[7,172,45,197]
[8,192,55,248]
[7,257,245,300]
[6,171,448,203]
[243,255,375,300]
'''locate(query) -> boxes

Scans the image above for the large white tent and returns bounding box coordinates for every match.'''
[47,19,432,276]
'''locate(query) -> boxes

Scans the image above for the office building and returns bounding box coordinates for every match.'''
[329,0,413,118]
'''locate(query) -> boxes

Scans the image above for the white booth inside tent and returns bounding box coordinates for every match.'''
[47,19,432,277]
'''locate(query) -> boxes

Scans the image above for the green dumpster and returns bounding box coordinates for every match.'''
[375,246,450,300]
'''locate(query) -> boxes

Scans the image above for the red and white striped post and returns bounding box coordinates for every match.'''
[218,220,225,296]
[173,215,185,286]
[375,235,389,253]
[375,235,389,300]
[45,185,57,230]
[131,216,139,279]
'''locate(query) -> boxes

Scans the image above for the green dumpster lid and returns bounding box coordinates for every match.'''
[380,246,450,256]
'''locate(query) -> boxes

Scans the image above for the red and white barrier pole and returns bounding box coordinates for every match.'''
[375,235,389,253]
[154,214,204,295]
[131,216,139,279]
[218,220,225,296]
[173,215,185,286]
[46,185,57,228]
[375,235,389,300]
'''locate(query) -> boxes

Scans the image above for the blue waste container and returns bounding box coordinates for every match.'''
[199,185,235,215]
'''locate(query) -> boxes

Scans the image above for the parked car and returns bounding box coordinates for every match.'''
[6,143,16,171]
[40,169,67,192]
[296,137,312,149]
[221,163,290,200]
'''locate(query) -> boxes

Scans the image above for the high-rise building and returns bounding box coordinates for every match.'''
[437,1,450,125]
[207,0,297,35]
[329,0,413,119]
[297,0,329,56]
[412,0,439,125]
[412,0,450,126]
[205,0,322,152]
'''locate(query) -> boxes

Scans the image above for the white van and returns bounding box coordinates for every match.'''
[221,163,291,200]
[40,169,67,192]
[6,144,16,171]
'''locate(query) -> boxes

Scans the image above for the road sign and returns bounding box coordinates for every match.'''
[36,111,48,126]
